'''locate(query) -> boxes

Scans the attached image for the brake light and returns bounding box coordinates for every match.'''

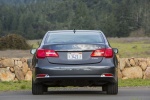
[104,48,113,58]
[91,48,113,58]
[91,49,105,57]
[36,49,59,58]
[37,49,45,58]
[45,50,59,57]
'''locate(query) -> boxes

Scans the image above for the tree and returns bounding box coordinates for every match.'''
[0,0,150,39]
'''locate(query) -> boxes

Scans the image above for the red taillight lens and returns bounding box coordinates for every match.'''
[45,50,59,57]
[37,49,45,58]
[91,48,113,58]
[36,49,59,58]
[104,48,113,58]
[91,49,105,57]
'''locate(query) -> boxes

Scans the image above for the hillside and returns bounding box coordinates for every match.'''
[0,0,150,39]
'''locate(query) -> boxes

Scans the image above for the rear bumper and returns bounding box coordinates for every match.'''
[33,65,117,86]
[34,75,116,86]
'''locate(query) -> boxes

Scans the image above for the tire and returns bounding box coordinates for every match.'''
[106,82,118,95]
[102,85,107,91]
[43,86,48,92]
[32,80,44,95]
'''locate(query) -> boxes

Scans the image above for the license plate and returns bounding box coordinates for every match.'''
[67,52,82,60]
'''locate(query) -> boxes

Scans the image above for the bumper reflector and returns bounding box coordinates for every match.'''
[36,74,50,78]
[101,73,113,77]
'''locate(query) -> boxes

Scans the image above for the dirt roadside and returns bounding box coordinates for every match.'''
[0,50,32,58]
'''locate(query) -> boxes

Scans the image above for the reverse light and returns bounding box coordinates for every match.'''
[36,49,59,58]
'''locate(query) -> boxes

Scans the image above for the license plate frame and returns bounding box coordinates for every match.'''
[67,52,82,60]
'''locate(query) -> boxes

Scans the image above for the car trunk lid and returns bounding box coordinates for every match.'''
[41,44,106,65]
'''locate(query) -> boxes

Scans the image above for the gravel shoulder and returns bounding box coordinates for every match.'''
[0,50,32,58]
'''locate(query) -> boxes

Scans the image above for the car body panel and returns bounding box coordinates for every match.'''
[42,44,105,64]
[31,30,118,87]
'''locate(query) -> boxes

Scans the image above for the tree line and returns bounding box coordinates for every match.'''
[0,0,150,39]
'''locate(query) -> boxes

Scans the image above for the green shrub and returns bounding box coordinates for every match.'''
[0,34,30,50]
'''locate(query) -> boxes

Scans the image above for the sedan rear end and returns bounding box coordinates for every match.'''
[31,30,118,95]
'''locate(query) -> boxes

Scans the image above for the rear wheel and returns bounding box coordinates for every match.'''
[32,80,44,95]
[102,85,107,91]
[43,86,48,92]
[106,82,118,95]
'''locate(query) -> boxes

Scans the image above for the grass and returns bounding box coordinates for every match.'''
[110,42,150,58]
[0,81,31,91]
[108,37,150,58]
[27,37,150,58]
[0,79,150,91]
[118,79,150,87]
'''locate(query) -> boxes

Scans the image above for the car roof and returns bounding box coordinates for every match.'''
[40,30,108,46]
[47,30,103,34]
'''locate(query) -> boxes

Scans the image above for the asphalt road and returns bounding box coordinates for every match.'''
[0,87,149,100]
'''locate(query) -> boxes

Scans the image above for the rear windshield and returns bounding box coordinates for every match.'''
[45,32,104,44]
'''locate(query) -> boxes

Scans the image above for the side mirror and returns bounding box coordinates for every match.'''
[30,49,36,54]
[113,48,118,54]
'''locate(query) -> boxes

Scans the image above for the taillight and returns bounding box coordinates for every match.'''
[45,50,59,57]
[36,49,59,58]
[37,49,45,58]
[91,48,113,58]
[91,49,105,57]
